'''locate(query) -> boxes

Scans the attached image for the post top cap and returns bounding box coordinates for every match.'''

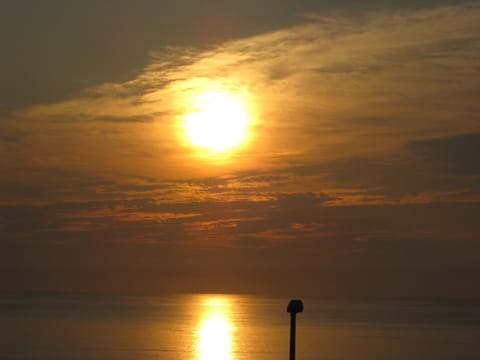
[287,299,304,313]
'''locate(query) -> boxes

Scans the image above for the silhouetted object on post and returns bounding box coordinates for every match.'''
[287,299,304,360]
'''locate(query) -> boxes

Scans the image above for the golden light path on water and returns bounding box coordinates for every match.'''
[195,296,235,360]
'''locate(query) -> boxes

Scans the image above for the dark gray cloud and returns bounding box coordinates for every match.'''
[410,133,480,175]
[0,0,321,111]
[93,115,155,123]
[0,129,32,144]
[1,0,470,112]
[277,132,480,201]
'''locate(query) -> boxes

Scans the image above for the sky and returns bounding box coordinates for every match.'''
[1,0,479,298]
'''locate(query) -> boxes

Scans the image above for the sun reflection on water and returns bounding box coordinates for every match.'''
[195,296,235,360]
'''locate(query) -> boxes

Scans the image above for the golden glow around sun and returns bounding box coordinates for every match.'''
[184,91,250,153]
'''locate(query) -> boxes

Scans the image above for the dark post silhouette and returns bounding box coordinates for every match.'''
[287,299,304,360]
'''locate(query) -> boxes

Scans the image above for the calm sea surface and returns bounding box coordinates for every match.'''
[1,294,479,360]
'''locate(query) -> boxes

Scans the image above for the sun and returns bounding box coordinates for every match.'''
[183,91,249,152]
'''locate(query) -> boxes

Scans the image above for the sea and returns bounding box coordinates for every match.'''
[1,294,479,360]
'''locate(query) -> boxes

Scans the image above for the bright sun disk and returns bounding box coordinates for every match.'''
[184,91,249,152]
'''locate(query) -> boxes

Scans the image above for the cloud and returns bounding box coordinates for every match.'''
[92,115,156,123]
[410,133,480,175]
[5,3,480,162]
[1,3,480,298]
[2,1,480,214]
